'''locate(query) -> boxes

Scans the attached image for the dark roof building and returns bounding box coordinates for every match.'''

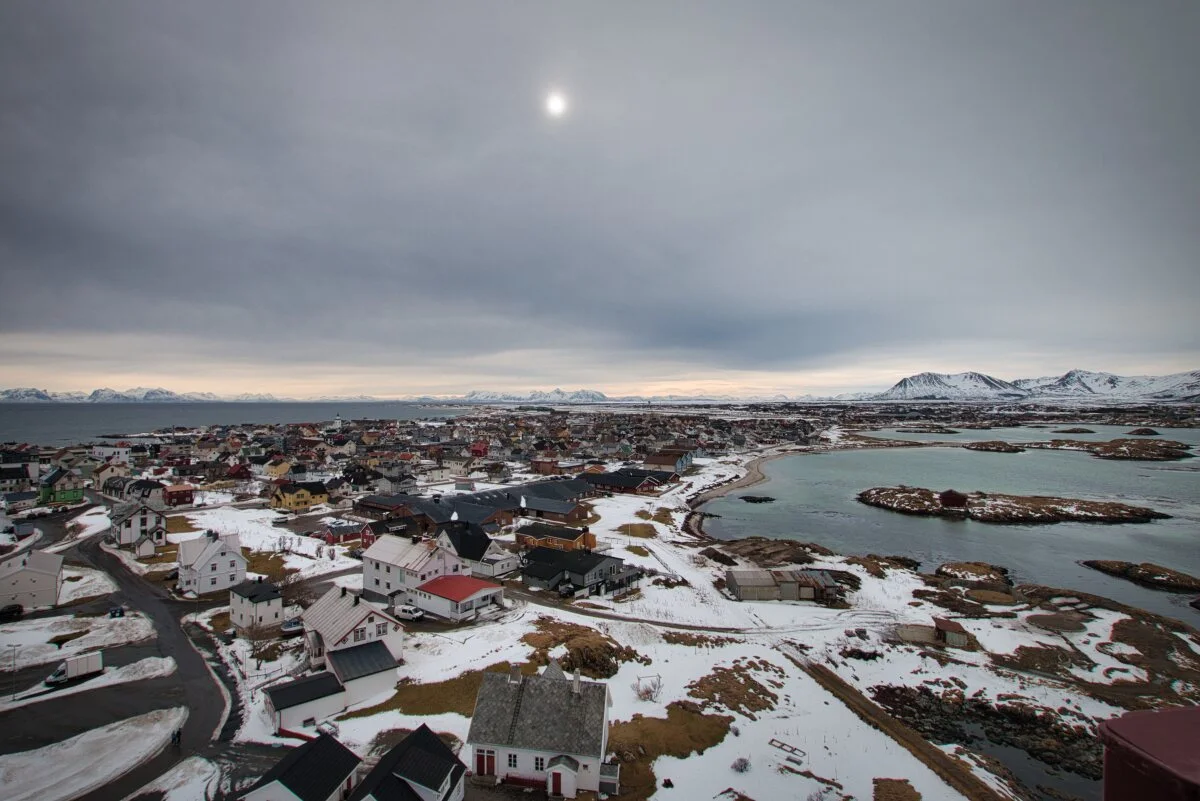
[243,732,361,801]
[264,672,345,711]
[349,723,467,801]
[230,579,282,605]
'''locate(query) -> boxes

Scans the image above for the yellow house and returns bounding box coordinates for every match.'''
[270,482,330,511]
[263,459,292,479]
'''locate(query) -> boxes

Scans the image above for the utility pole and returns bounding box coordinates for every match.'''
[6,644,16,700]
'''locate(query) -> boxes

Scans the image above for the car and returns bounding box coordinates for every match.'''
[348,548,364,560]
[166,568,179,580]
[280,617,304,636]
[393,604,424,621]
[0,604,23,622]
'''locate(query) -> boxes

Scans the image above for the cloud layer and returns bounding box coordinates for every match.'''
[2,1,1198,396]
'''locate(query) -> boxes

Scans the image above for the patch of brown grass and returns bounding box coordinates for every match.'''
[966,589,1017,605]
[874,778,923,800]
[661,632,739,648]
[341,661,537,719]
[626,545,650,557]
[63,574,82,582]
[209,611,231,632]
[139,545,179,565]
[686,659,783,720]
[618,523,657,539]
[241,548,299,583]
[166,516,198,534]
[635,509,653,521]
[521,616,650,678]
[650,507,675,525]
[607,701,733,801]
[49,630,87,648]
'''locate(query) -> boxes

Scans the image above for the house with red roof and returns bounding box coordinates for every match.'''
[410,574,505,622]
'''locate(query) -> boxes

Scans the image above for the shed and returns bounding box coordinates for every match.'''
[725,569,779,601]
[263,672,346,735]
[932,617,971,648]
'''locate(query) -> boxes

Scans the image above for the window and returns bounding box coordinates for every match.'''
[229,560,236,568]
[374,578,380,586]
[507,753,518,769]
[353,627,366,642]
[229,574,236,582]
[385,566,390,573]
[376,622,388,636]
[535,757,545,772]
[385,582,390,590]
[210,577,217,586]
[211,564,217,571]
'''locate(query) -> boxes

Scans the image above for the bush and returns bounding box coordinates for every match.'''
[632,675,663,702]
[731,757,751,773]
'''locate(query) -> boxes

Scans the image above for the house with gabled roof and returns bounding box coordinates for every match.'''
[272,481,330,512]
[110,502,167,549]
[37,467,84,505]
[520,548,638,597]
[176,531,246,595]
[242,731,361,801]
[350,723,467,801]
[230,578,284,634]
[301,585,404,669]
[515,522,596,553]
[434,521,518,578]
[360,534,464,607]
[0,549,63,608]
[410,574,504,622]
[466,662,618,799]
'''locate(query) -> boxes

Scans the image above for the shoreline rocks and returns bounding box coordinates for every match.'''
[857,485,1170,524]
[963,441,1025,453]
[739,495,775,504]
[1026,437,1193,461]
[1052,427,1095,434]
[1126,427,1159,436]
[1080,560,1200,593]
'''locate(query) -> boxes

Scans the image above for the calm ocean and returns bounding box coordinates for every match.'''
[0,402,466,446]
[702,425,1200,626]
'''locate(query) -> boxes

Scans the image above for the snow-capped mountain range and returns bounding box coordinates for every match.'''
[873,369,1200,402]
[1,370,1197,403]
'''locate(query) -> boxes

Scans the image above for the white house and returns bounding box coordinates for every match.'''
[466,662,619,799]
[327,640,400,706]
[435,523,519,578]
[109,502,167,549]
[352,724,466,801]
[90,443,132,464]
[410,575,504,622]
[241,732,360,801]
[230,578,284,634]
[301,585,404,669]
[176,531,246,595]
[360,534,464,606]
[263,672,347,735]
[0,549,64,608]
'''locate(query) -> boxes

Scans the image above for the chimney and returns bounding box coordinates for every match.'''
[353,595,359,606]
[509,665,522,685]
[573,669,581,695]
[411,534,421,544]
[257,575,263,584]
[341,586,347,598]
[582,526,589,534]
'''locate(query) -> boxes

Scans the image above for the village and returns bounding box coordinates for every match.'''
[1,405,1198,801]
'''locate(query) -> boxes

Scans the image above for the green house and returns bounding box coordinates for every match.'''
[38,467,84,506]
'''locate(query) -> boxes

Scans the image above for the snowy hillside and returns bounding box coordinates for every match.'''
[874,372,1027,400]
[1014,369,1200,401]
[462,388,610,403]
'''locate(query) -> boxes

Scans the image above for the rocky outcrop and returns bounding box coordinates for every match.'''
[1052,427,1095,434]
[1026,438,1193,461]
[1080,561,1200,593]
[963,441,1025,453]
[1126,427,1159,436]
[857,486,1169,524]
[936,562,1013,586]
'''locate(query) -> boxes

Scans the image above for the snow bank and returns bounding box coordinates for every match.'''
[59,566,118,605]
[121,755,220,801]
[0,706,188,801]
[0,612,156,670]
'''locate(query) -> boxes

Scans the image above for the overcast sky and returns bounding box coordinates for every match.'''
[2,1,1198,397]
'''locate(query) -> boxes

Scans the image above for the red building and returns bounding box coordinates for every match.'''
[1099,706,1200,801]
[162,484,195,507]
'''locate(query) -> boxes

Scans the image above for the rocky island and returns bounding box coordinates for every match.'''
[1081,560,1200,593]
[1025,437,1193,461]
[1052,427,1095,434]
[857,485,1170,524]
[962,440,1025,453]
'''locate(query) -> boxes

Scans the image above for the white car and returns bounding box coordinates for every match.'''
[393,604,424,621]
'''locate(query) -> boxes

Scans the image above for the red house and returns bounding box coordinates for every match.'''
[470,440,490,458]
[227,464,253,481]
[163,484,195,507]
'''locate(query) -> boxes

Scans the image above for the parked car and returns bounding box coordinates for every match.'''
[348,548,364,560]
[0,604,23,622]
[393,604,424,621]
[280,617,304,636]
[166,568,179,580]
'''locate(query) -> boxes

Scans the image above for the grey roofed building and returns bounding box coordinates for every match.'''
[467,665,609,758]
[435,521,493,561]
[243,732,361,801]
[327,640,396,683]
[349,723,467,801]
[264,672,345,711]
[230,579,282,604]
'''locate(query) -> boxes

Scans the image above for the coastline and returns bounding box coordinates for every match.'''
[683,448,796,539]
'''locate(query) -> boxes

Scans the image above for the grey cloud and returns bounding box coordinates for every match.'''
[1,0,1198,392]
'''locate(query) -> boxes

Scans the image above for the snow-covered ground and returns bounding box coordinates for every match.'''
[59,566,118,605]
[172,506,360,579]
[45,506,112,553]
[0,657,176,712]
[122,756,221,801]
[0,611,156,670]
[99,541,175,575]
[0,707,187,801]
